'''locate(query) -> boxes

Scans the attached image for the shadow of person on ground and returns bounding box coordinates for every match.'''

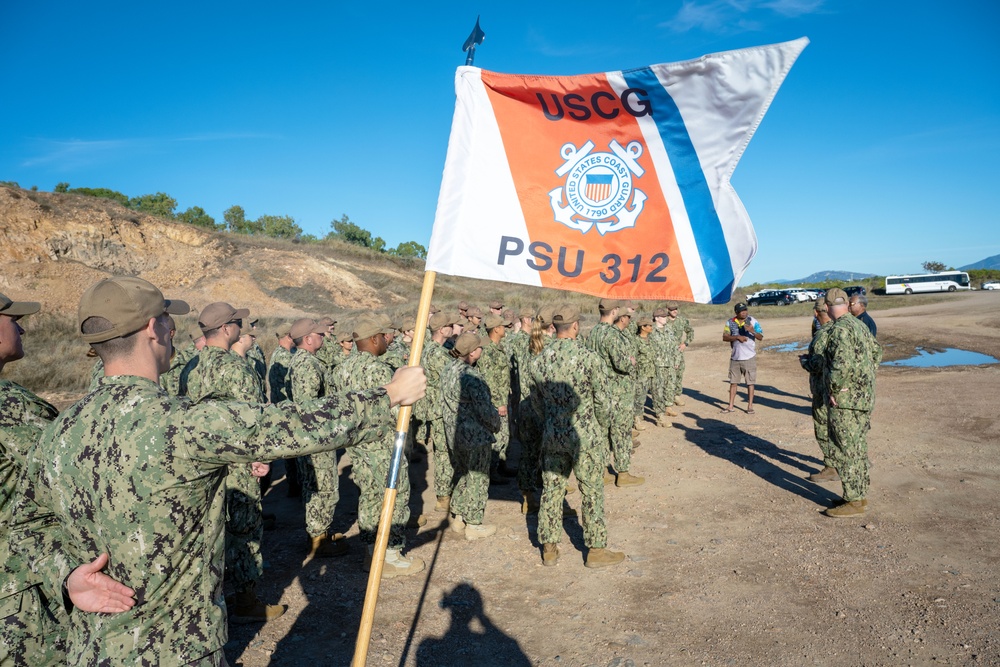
[677,413,839,507]
[415,583,531,667]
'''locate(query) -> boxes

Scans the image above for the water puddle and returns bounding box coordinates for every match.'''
[763,342,808,353]
[882,347,999,368]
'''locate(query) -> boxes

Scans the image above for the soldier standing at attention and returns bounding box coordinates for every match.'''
[441,332,502,540]
[478,313,514,480]
[663,301,694,407]
[819,288,882,518]
[330,315,424,577]
[517,306,554,514]
[530,304,624,568]
[800,301,838,482]
[158,314,190,397]
[11,277,424,666]
[633,316,655,431]
[505,307,535,455]
[268,322,300,496]
[1,293,136,666]
[722,303,763,414]
[180,301,281,623]
[314,315,341,372]
[243,318,267,386]
[416,312,458,513]
[286,318,350,557]
[586,299,644,487]
[650,307,677,425]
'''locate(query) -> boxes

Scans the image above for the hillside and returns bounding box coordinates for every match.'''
[774,270,876,284]
[961,253,1000,270]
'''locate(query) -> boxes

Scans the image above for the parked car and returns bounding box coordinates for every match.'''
[844,285,867,297]
[747,290,796,307]
[983,281,1000,290]
[782,288,814,302]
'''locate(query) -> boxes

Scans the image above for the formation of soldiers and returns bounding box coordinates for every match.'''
[0,279,883,665]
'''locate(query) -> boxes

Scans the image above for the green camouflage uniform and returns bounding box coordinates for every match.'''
[649,324,677,415]
[505,329,528,441]
[822,314,882,501]
[87,357,104,391]
[246,342,267,387]
[288,349,340,538]
[0,380,67,666]
[330,350,410,549]
[663,315,694,401]
[477,338,511,461]
[528,338,611,548]
[440,359,500,525]
[415,340,455,498]
[160,343,195,397]
[267,345,294,404]
[383,337,408,371]
[10,374,390,666]
[633,334,655,417]
[181,346,266,594]
[801,320,835,466]
[516,336,548,495]
[314,335,339,371]
[584,322,634,473]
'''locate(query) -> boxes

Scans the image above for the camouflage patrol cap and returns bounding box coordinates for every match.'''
[653,307,668,317]
[666,301,679,310]
[598,298,620,313]
[825,288,850,306]
[519,307,536,319]
[489,299,503,309]
[466,306,483,319]
[352,315,393,341]
[318,316,337,328]
[0,292,41,317]
[552,303,580,325]
[452,332,483,356]
[636,316,654,327]
[290,318,325,340]
[79,277,190,344]
[537,305,556,327]
[429,312,456,331]
[199,302,250,332]
[484,314,512,330]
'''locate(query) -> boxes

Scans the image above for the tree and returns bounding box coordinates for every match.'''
[68,187,130,207]
[129,192,177,218]
[258,214,302,239]
[329,214,376,248]
[176,206,219,230]
[225,205,262,235]
[54,182,70,193]
[922,261,948,273]
[389,241,427,259]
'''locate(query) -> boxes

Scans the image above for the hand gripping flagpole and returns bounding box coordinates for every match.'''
[352,270,436,667]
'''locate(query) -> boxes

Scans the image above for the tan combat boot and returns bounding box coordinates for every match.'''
[823,499,868,518]
[603,471,616,486]
[615,471,645,487]
[673,396,686,406]
[664,406,679,417]
[465,523,497,540]
[585,548,626,569]
[383,548,425,578]
[521,491,540,515]
[542,543,559,566]
[434,495,451,513]
[634,415,647,431]
[808,466,840,482]
[449,513,466,533]
[308,532,349,558]
[656,414,672,428]
[230,584,287,624]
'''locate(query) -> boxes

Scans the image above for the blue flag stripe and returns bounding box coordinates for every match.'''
[622,68,735,304]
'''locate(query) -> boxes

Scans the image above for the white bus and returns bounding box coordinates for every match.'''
[885,271,971,295]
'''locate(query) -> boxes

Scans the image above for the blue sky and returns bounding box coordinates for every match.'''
[2,1,998,285]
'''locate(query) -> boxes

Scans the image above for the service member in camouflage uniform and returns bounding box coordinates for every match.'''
[159,315,194,397]
[800,301,837,482]
[180,301,280,623]
[243,319,267,387]
[529,304,625,569]
[478,313,513,479]
[415,312,458,512]
[313,315,341,372]
[662,302,694,407]
[1,293,136,666]
[650,307,679,423]
[819,288,882,518]
[11,277,424,666]
[268,322,300,495]
[286,318,350,557]
[330,315,424,576]
[632,316,655,431]
[441,333,501,540]
[516,306,554,513]
[585,299,643,486]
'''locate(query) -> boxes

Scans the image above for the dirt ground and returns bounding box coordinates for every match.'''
[224,292,1000,667]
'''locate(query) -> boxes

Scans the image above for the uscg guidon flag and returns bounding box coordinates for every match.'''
[426,38,808,304]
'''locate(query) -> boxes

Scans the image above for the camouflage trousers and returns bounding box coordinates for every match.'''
[450,443,491,525]
[428,418,455,498]
[516,397,542,494]
[606,384,633,473]
[298,450,340,538]
[633,376,652,416]
[538,443,607,548]
[225,463,263,593]
[811,392,833,466]
[651,365,673,414]
[0,586,67,667]
[492,412,510,460]
[667,354,685,400]
[828,407,871,501]
[351,440,410,549]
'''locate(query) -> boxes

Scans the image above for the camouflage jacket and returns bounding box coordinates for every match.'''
[9,375,391,665]
[314,336,339,371]
[88,357,104,391]
[528,338,610,453]
[288,350,327,402]
[634,335,655,379]
[415,340,450,422]
[383,338,409,371]
[160,343,196,397]
[664,314,694,347]
[181,345,265,404]
[585,322,634,387]
[440,359,500,449]
[650,324,678,367]
[822,314,882,411]
[246,343,267,386]
[0,380,57,603]
[267,345,294,404]
[504,330,530,396]
[329,351,397,438]
[478,339,511,409]
[801,320,834,398]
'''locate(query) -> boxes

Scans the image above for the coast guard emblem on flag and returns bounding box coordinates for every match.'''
[548,139,647,235]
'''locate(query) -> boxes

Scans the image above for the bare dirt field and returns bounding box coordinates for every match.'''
[224,292,1000,667]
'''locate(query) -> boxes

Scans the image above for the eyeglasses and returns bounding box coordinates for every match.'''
[228,319,243,328]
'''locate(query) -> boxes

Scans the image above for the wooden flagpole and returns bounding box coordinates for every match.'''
[352,270,437,667]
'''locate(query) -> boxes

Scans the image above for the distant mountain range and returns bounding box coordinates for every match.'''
[771,270,876,285]
[960,254,1000,270]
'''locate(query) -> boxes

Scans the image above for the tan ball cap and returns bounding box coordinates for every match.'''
[199,302,250,332]
[290,318,326,340]
[825,288,850,306]
[452,332,482,356]
[352,315,394,341]
[484,314,512,330]
[79,277,190,344]
[552,303,580,325]
[0,292,41,317]
[429,312,457,331]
